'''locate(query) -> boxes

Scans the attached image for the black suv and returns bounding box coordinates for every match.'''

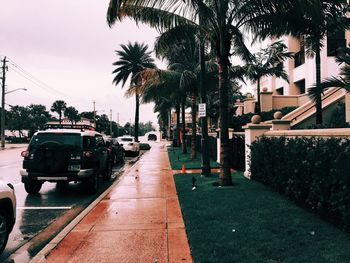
[105,137,125,165]
[20,125,112,194]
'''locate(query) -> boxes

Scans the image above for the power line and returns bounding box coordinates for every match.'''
[8,58,54,89]
[7,58,71,98]
[7,64,71,98]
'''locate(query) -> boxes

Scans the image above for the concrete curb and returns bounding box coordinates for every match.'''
[30,154,143,263]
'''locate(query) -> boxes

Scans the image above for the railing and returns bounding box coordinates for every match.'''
[283,87,343,125]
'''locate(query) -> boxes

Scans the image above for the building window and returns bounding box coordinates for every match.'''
[295,79,305,94]
[294,50,305,68]
[276,87,284,95]
[327,30,345,57]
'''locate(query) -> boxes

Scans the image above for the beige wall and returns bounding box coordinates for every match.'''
[272,95,299,109]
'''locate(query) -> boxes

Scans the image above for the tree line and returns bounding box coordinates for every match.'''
[1,99,155,138]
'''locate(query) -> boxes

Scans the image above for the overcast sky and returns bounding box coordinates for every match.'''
[0,0,166,126]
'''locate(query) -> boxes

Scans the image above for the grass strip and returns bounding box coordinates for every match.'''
[174,172,350,263]
[167,146,219,170]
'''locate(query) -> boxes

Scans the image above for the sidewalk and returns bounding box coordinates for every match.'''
[40,143,192,263]
[0,143,27,150]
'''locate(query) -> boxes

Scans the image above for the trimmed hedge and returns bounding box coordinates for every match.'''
[250,136,350,230]
[230,135,245,171]
[232,106,297,131]
[185,134,217,161]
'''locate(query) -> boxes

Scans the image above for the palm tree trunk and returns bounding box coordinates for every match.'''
[181,98,187,154]
[256,78,261,115]
[315,40,322,125]
[199,11,211,176]
[218,55,232,186]
[190,90,197,160]
[176,104,180,147]
[135,93,139,141]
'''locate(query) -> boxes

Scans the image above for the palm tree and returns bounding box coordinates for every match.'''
[112,42,156,142]
[64,106,80,125]
[136,67,184,146]
[156,34,199,157]
[246,41,294,115]
[107,0,253,186]
[50,100,67,124]
[309,45,350,102]
[248,0,349,124]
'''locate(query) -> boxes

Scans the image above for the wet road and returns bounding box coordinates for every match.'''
[0,145,140,262]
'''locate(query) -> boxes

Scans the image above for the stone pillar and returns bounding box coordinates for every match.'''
[243,117,271,179]
[260,90,273,112]
[244,98,256,114]
[346,92,350,124]
[234,99,244,116]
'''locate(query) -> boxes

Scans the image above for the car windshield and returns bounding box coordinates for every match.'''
[120,138,133,142]
[29,133,81,149]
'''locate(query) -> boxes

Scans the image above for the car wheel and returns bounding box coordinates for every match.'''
[102,161,112,180]
[86,169,99,194]
[56,181,69,191]
[0,211,9,255]
[24,181,42,194]
[121,152,125,163]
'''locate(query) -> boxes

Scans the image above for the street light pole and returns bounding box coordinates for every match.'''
[1,57,8,149]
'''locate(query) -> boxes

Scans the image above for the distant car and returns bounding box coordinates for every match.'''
[147,134,157,141]
[20,125,112,194]
[0,181,16,255]
[140,143,151,150]
[116,136,140,157]
[105,138,125,165]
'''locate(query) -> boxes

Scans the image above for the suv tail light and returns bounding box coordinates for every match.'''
[128,143,134,146]
[21,150,29,158]
[83,150,93,157]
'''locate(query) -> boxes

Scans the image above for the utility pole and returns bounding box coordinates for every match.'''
[109,109,112,136]
[93,101,96,129]
[1,57,8,149]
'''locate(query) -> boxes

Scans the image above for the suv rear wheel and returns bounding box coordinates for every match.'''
[0,211,9,255]
[24,181,42,194]
[85,169,99,194]
[102,161,112,180]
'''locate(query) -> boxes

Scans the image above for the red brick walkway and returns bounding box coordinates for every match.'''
[44,143,192,263]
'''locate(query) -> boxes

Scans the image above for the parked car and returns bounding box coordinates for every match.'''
[140,143,151,150]
[105,137,125,165]
[0,181,16,255]
[20,125,112,194]
[147,134,157,141]
[116,135,140,157]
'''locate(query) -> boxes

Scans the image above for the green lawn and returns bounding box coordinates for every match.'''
[167,146,219,170]
[174,172,350,263]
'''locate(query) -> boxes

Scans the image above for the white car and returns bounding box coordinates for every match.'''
[116,136,140,156]
[0,181,16,255]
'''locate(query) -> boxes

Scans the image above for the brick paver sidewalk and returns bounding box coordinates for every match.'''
[43,143,192,263]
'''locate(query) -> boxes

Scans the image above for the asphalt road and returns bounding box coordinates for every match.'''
[0,145,141,262]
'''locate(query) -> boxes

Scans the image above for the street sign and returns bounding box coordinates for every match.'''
[198,103,206,117]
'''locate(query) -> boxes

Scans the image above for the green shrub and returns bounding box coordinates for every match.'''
[232,106,297,131]
[230,135,245,171]
[250,136,350,230]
